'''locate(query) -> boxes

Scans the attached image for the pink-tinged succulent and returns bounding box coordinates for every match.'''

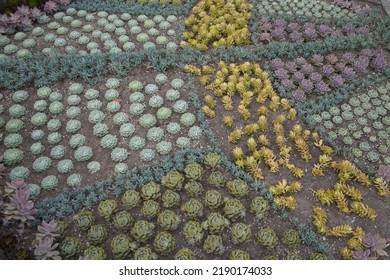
[318,25,331,37]
[299,79,314,92]
[356,26,369,34]
[303,28,317,39]
[44,1,59,13]
[353,56,369,73]
[362,233,389,257]
[309,72,322,83]
[8,13,21,25]
[292,71,305,82]
[37,220,60,240]
[285,62,298,72]
[341,67,357,79]
[10,188,37,223]
[303,22,315,30]
[287,22,300,33]
[295,57,307,66]
[270,58,284,69]
[356,6,371,15]
[15,5,31,17]
[275,68,289,80]
[377,165,390,183]
[342,52,355,62]
[332,30,343,37]
[29,7,43,20]
[315,81,331,94]
[271,27,285,40]
[321,65,335,77]
[289,31,303,42]
[56,0,72,4]
[34,236,61,260]
[281,79,295,90]
[325,54,338,64]
[311,54,324,66]
[19,16,32,27]
[371,56,386,70]
[300,63,315,75]
[352,248,373,260]
[334,62,346,72]
[259,32,271,43]
[292,89,306,102]
[330,75,344,88]
[274,19,287,28]
[342,23,355,34]
[260,21,272,32]
[360,49,374,57]
[334,0,351,8]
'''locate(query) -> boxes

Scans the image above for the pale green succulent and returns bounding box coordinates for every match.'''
[12,90,29,103]
[174,248,196,260]
[166,89,180,101]
[309,253,328,260]
[181,198,204,220]
[9,166,30,181]
[88,110,105,124]
[161,171,184,191]
[188,126,202,140]
[27,184,41,198]
[131,220,155,243]
[121,190,141,209]
[57,159,74,174]
[128,80,144,92]
[140,182,161,200]
[128,136,146,150]
[113,211,134,229]
[85,89,99,100]
[223,198,246,221]
[6,119,24,133]
[133,247,158,260]
[141,200,160,220]
[256,227,278,249]
[282,229,301,247]
[203,235,225,255]
[157,210,180,231]
[67,95,81,106]
[162,190,180,208]
[229,249,250,260]
[149,95,164,108]
[184,163,204,181]
[47,119,61,131]
[202,212,229,235]
[30,112,49,127]
[155,73,168,84]
[84,246,107,260]
[140,149,155,162]
[33,156,52,173]
[173,100,189,113]
[184,181,204,197]
[250,196,270,220]
[98,199,118,220]
[105,78,121,89]
[113,112,129,126]
[129,92,144,103]
[100,134,117,149]
[110,234,138,259]
[49,102,64,115]
[139,114,157,128]
[204,190,223,209]
[66,120,81,133]
[231,223,252,244]
[156,107,172,120]
[167,122,181,134]
[204,152,222,169]
[74,146,93,162]
[156,141,172,155]
[59,237,82,259]
[153,231,176,256]
[47,132,62,145]
[180,113,196,127]
[284,253,302,260]
[67,173,82,187]
[227,179,249,198]
[69,134,86,149]
[41,175,58,190]
[119,123,136,137]
[207,171,225,188]
[147,127,164,142]
[87,161,101,174]
[183,221,204,245]
[129,103,145,116]
[144,84,158,95]
[4,133,23,148]
[74,211,94,231]
[9,104,26,118]
[111,147,128,162]
[68,83,84,95]
[171,78,184,89]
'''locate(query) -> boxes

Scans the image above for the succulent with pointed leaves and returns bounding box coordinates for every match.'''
[203,235,225,255]
[121,190,141,209]
[183,221,204,245]
[175,248,196,260]
[282,229,301,247]
[73,211,94,231]
[161,171,184,191]
[34,237,61,260]
[203,152,222,169]
[204,190,223,209]
[229,249,250,260]
[98,199,118,220]
[181,198,203,220]
[59,237,82,259]
[256,227,278,249]
[131,220,155,243]
[250,196,270,220]
[140,182,161,200]
[202,212,229,235]
[207,171,225,188]
[162,190,180,208]
[184,180,204,197]
[227,179,249,198]
[231,223,252,244]
[36,220,60,240]
[84,246,107,260]
[362,233,389,258]
[309,253,328,260]
[87,224,108,245]
[184,163,205,180]
[140,200,160,220]
[153,232,176,256]
[113,211,134,229]
[134,247,158,260]
[223,198,246,221]
[157,210,180,231]
[110,234,138,259]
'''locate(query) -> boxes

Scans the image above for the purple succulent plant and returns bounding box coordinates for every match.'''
[295,57,307,66]
[321,65,335,77]
[353,56,369,73]
[274,19,287,28]
[342,52,355,62]
[271,27,286,40]
[318,25,331,37]
[332,30,343,37]
[37,220,60,239]
[362,233,389,257]
[304,28,317,39]
[360,49,374,57]
[56,0,71,4]
[270,58,284,69]
[275,68,289,80]
[356,26,369,35]
[29,7,43,20]
[330,75,344,88]
[303,22,315,30]
[292,71,305,82]
[299,79,314,93]
[8,13,21,25]
[309,72,323,83]
[325,54,339,65]
[281,79,295,90]
[44,1,59,13]
[287,22,300,33]
[377,165,390,183]
[285,62,298,72]
[342,23,356,34]
[292,89,306,102]
[352,248,373,260]
[15,5,31,17]
[10,187,37,223]
[371,56,386,70]
[315,81,331,94]
[341,67,357,79]
[301,63,315,75]
[260,21,272,32]
[34,236,60,260]
[335,62,346,72]
[289,31,303,42]
[311,54,324,66]
[259,32,271,43]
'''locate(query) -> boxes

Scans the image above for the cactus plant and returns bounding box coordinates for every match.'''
[181,198,204,220]
[157,210,180,231]
[183,221,204,245]
[113,211,134,229]
[256,227,278,249]
[203,235,225,255]
[131,220,155,243]
[98,199,118,220]
[110,234,138,259]
[121,190,141,209]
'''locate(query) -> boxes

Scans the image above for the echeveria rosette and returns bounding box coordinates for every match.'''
[330,75,344,88]
[299,79,314,93]
[362,233,389,258]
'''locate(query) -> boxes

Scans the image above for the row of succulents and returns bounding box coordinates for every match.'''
[1,72,203,194]
[256,0,358,18]
[34,154,325,260]
[126,0,185,5]
[270,49,387,101]
[311,82,390,167]
[255,17,371,44]
[0,8,179,58]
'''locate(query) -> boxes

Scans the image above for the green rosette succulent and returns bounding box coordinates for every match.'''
[87,224,108,245]
[110,234,138,260]
[131,220,155,243]
[140,200,160,220]
[157,210,180,231]
[140,181,161,200]
[309,253,328,260]
[73,211,94,231]
[113,211,134,229]
[282,229,301,247]
[202,212,229,235]
[229,249,251,260]
[153,232,176,256]
[174,248,196,260]
[184,163,205,180]
[59,237,82,259]
[203,235,225,255]
[182,221,204,245]
[231,223,252,244]
[162,190,180,208]
[84,246,107,260]
[181,198,203,220]
[121,190,141,209]
[3,148,24,166]
[207,171,225,188]
[285,253,301,260]
[256,227,278,249]
[250,196,270,220]
[227,179,249,198]
[133,247,157,260]
[161,170,184,191]
[223,198,246,221]
[204,190,223,209]
[98,199,118,220]
[184,180,204,197]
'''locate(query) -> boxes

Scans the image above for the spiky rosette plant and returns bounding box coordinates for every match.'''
[161,171,184,191]
[175,248,196,260]
[97,199,118,220]
[73,211,94,231]
[59,237,82,259]
[162,190,180,208]
[121,190,141,209]
[227,179,249,198]
[84,246,107,260]
[110,234,138,259]
[131,220,155,243]
[204,190,223,209]
[87,224,108,245]
[250,196,270,220]
[113,211,134,229]
[133,247,158,260]
[181,198,204,220]
[223,198,246,221]
[153,231,176,256]
[204,152,221,169]
[140,182,161,200]
[229,249,250,260]
[157,210,180,231]
[184,163,205,180]
[203,235,225,255]
[256,227,278,249]
[140,200,160,220]
[231,223,252,244]
[183,221,204,245]
[202,212,229,235]
[34,237,61,260]
[282,229,301,247]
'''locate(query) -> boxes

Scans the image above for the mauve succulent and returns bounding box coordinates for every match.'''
[341,67,357,79]
[315,81,331,94]
[289,31,303,42]
[295,57,307,66]
[274,19,287,28]
[360,49,374,57]
[352,248,372,260]
[371,56,386,69]
[304,28,317,39]
[259,32,271,43]
[299,79,314,92]
[44,1,59,13]
[356,26,369,34]
[292,71,305,82]
[311,54,324,66]
[318,25,331,37]
[377,165,390,183]
[285,62,298,72]
[325,54,338,64]
[271,27,285,40]
[287,23,300,32]
[303,23,315,30]
[29,8,43,20]
[332,30,343,37]
[342,52,355,62]
[342,23,355,34]
[261,22,272,32]
[8,13,21,25]
[292,90,306,102]
[16,6,30,17]
[321,65,334,77]
[309,72,322,82]
[281,79,295,90]
[330,75,344,88]
[275,69,289,79]
[271,58,284,69]
[301,64,315,75]
[353,56,369,72]
[335,62,346,72]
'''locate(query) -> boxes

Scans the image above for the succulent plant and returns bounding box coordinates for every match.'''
[88,110,105,124]
[57,159,74,174]
[223,198,246,221]
[250,196,270,220]
[147,127,164,142]
[140,149,155,162]
[181,198,204,220]
[162,190,180,208]
[204,152,222,169]
[161,171,184,191]
[167,122,181,134]
[282,229,301,247]
[310,253,328,260]
[113,112,129,126]
[204,190,223,209]
[156,141,172,155]
[32,156,52,173]
[12,90,29,103]
[202,212,229,235]
[59,237,82,259]
[3,148,24,166]
[256,227,278,249]
[121,190,141,209]
[9,166,30,181]
[84,246,107,260]
[188,126,203,140]
[183,221,204,245]
[31,113,48,128]
[128,136,146,150]
[129,80,144,92]
[227,179,249,198]
[4,133,23,148]
[157,210,180,231]
[47,132,62,145]
[68,83,84,95]
[131,220,155,243]
[66,120,81,133]
[129,103,145,116]
[74,146,93,162]
[98,199,118,220]
[173,100,189,114]
[153,231,176,256]
[155,73,168,85]
[119,123,136,138]
[67,173,82,187]
[113,211,134,229]
[140,182,161,200]
[139,114,157,128]
[100,134,118,149]
[229,249,251,260]
[133,247,158,260]
[68,134,85,149]
[9,104,26,118]
[49,102,64,115]
[203,235,225,255]
[174,248,196,260]
[184,163,204,181]
[73,211,94,231]
[41,175,59,191]
[141,200,161,220]
[111,234,138,259]
[87,161,101,174]
[27,184,41,198]
[149,95,164,108]
[231,223,252,244]
[166,89,180,101]
[111,148,128,162]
